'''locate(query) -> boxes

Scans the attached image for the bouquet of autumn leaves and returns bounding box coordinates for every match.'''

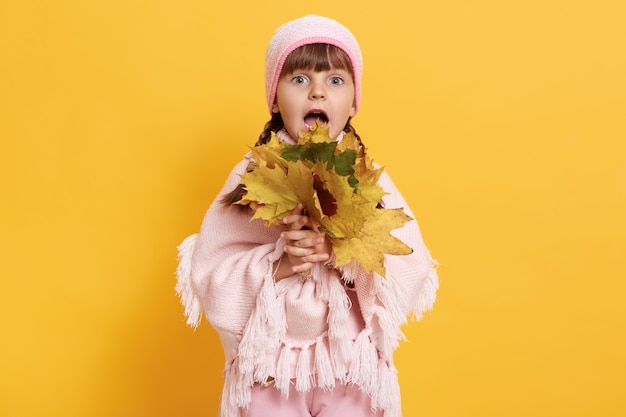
[237,124,413,278]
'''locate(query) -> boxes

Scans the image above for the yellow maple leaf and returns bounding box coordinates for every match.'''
[285,160,323,222]
[332,208,414,277]
[237,124,414,277]
[238,158,299,225]
[303,123,335,144]
[251,134,287,169]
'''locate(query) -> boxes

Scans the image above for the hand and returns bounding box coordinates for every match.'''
[274,204,331,280]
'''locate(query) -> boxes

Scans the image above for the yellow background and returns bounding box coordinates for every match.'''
[1,0,625,416]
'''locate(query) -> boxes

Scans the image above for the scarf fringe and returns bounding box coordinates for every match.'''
[314,336,335,390]
[175,234,202,328]
[275,346,292,398]
[336,259,361,284]
[220,356,252,417]
[412,257,439,321]
[215,254,428,417]
[326,275,352,381]
[348,331,379,392]
[240,274,284,384]
[295,346,313,391]
[374,277,408,358]
[371,358,401,417]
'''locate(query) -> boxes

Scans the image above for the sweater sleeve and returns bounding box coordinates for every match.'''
[180,156,287,335]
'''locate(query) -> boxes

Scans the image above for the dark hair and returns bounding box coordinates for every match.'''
[222,43,365,206]
[281,43,354,80]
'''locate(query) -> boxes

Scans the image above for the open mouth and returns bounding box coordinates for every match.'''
[304,111,329,128]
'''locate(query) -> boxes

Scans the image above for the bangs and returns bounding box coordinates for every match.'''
[281,44,354,79]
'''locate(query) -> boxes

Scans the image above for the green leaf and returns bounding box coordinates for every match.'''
[281,144,310,162]
[331,148,357,177]
[308,141,338,164]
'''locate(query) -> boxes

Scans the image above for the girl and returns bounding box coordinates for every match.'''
[176,15,439,417]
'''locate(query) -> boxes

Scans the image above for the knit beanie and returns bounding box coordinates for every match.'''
[265,15,363,114]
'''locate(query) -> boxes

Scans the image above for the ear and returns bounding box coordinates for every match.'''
[349,103,356,117]
[272,102,280,113]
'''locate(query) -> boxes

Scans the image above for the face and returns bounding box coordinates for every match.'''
[272,68,356,140]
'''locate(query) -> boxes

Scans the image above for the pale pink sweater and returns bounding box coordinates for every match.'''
[176,131,439,417]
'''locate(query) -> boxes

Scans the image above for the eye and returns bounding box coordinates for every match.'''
[291,75,308,84]
[329,76,344,85]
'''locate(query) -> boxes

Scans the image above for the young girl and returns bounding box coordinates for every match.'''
[176,15,439,417]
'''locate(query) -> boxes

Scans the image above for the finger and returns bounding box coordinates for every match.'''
[283,214,309,230]
[283,244,315,257]
[289,253,330,273]
[287,203,304,217]
[293,253,330,266]
[290,216,309,231]
[283,203,311,228]
[284,245,330,262]
[309,252,330,263]
[281,230,322,244]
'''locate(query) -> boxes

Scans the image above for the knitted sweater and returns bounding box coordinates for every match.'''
[176,132,439,417]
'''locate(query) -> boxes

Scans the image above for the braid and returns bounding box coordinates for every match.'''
[343,117,364,147]
[221,113,285,206]
[255,113,284,146]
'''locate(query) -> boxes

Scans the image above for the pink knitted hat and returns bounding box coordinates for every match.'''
[265,15,363,115]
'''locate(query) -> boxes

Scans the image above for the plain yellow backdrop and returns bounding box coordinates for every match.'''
[1,0,625,416]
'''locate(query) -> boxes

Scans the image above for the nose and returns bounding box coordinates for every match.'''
[309,81,326,100]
